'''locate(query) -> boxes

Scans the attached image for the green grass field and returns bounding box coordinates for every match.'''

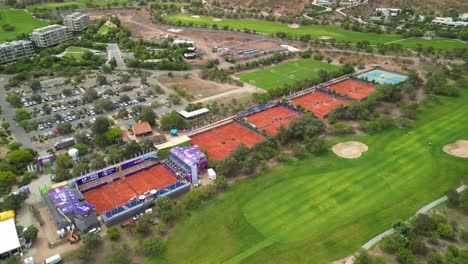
[147,89,468,264]
[392,38,467,51]
[237,59,341,91]
[26,1,138,11]
[164,14,466,51]
[0,7,48,42]
[63,46,91,59]
[164,14,401,44]
[97,24,111,35]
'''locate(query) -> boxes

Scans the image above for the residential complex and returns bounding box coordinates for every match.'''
[31,25,73,48]
[432,17,468,27]
[375,8,402,17]
[64,12,91,32]
[0,40,34,64]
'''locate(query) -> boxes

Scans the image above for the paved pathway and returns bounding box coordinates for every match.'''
[345,184,467,264]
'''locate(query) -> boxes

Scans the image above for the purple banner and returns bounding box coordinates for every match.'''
[121,157,144,170]
[75,167,117,186]
[48,186,80,215]
[75,202,94,215]
[38,155,55,166]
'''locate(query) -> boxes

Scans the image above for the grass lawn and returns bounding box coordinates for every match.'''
[392,38,467,52]
[237,59,341,91]
[147,89,468,264]
[164,14,402,44]
[26,1,138,11]
[63,46,91,59]
[164,14,466,51]
[0,7,48,42]
[97,24,111,35]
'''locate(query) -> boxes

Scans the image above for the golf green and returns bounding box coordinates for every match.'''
[237,59,341,91]
[0,7,48,42]
[147,88,468,264]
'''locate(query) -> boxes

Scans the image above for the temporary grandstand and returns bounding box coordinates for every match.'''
[243,103,300,135]
[70,151,190,226]
[325,79,376,101]
[163,145,207,184]
[290,91,350,118]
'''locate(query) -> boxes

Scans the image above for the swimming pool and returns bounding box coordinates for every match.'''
[356,69,407,84]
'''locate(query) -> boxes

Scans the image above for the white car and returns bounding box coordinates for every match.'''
[88,227,101,234]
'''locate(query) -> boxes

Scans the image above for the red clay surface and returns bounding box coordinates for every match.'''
[83,165,178,214]
[190,122,264,160]
[125,165,178,195]
[245,106,300,135]
[291,92,350,118]
[326,79,375,101]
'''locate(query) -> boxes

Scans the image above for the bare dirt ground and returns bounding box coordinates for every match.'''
[230,40,282,52]
[212,0,309,14]
[332,141,368,159]
[443,140,468,158]
[158,72,241,101]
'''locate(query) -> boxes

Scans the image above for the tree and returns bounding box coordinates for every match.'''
[216,156,238,177]
[55,154,73,169]
[437,223,455,239]
[446,189,459,207]
[92,117,111,134]
[396,248,416,264]
[426,252,444,264]
[168,93,181,105]
[30,80,41,93]
[460,189,468,213]
[214,175,228,191]
[413,214,437,235]
[0,171,17,194]
[184,188,202,209]
[305,136,326,154]
[0,256,20,264]
[138,107,157,127]
[94,99,114,113]
[83,233,101,249]
[6,94,22,108]
[56,123,73,134]
[142,236,164,256]
[0,193,27,212]
[105,127,122,143]
[72,143,88,156]
[106,226,120,240]
[109,244,131,264]
[136,214,150,234]
[7,142,22,151]
[83,88,99,102]
[6,149,34,168]
[15,108,31,122]
[23,225,39,242]
[354,249,385,264]
[96,74,107,85]
[160,111,187,131]
[2,122,11,130]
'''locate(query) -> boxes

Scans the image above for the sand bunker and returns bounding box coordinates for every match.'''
[191,15,200,19]
[332,141,368,159]
[213,18,222,22]
[288,23,300,29]
[443,140,468,158]
[319,36,334,40]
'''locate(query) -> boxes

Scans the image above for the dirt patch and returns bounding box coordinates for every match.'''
[213,18,222,22]
[332,141,368,159]
[319,36,334,40]
[288,23,300,29]
[443,140,468,158]
[158,72,239,100]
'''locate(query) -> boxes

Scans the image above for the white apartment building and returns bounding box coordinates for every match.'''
[375,8,402,17]
[64,12,91,32]
[0,40,34,64]
[31,25,73,48]
[432,17,468,27]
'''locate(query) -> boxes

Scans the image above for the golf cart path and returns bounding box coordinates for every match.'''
[345,184,467,264]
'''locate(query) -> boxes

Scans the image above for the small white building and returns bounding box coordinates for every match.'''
[432,17,468,27]
[375,8,402,17]
[178,108,209,119]
[0,216,21,258]
[458,13,468,21]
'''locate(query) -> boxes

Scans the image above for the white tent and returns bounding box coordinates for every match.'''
[208,168,216,181]
[0,218,21,255]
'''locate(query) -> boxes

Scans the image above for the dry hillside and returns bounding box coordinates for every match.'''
[212,0,310,14]
[347,0,468,16]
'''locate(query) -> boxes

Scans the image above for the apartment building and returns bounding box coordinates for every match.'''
[64,12,91,32]
[0,40,34,64]
[31,25,73,48]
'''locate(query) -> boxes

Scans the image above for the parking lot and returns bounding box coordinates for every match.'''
[1,71,187,154]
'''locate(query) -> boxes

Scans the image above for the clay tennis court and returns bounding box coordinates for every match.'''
[82,165,178,214]
[190,122,264,160]
[245,105,300,135]
[291,92,350,118]
[125,165,179,195]
[326,79,375,101]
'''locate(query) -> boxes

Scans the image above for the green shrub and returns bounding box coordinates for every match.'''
[437,223,455,239]
[107,226,120,240]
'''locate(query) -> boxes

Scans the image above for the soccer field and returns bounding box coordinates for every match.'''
[0,7,48,42]
[237,59,342,91]
[147,88,468,264]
